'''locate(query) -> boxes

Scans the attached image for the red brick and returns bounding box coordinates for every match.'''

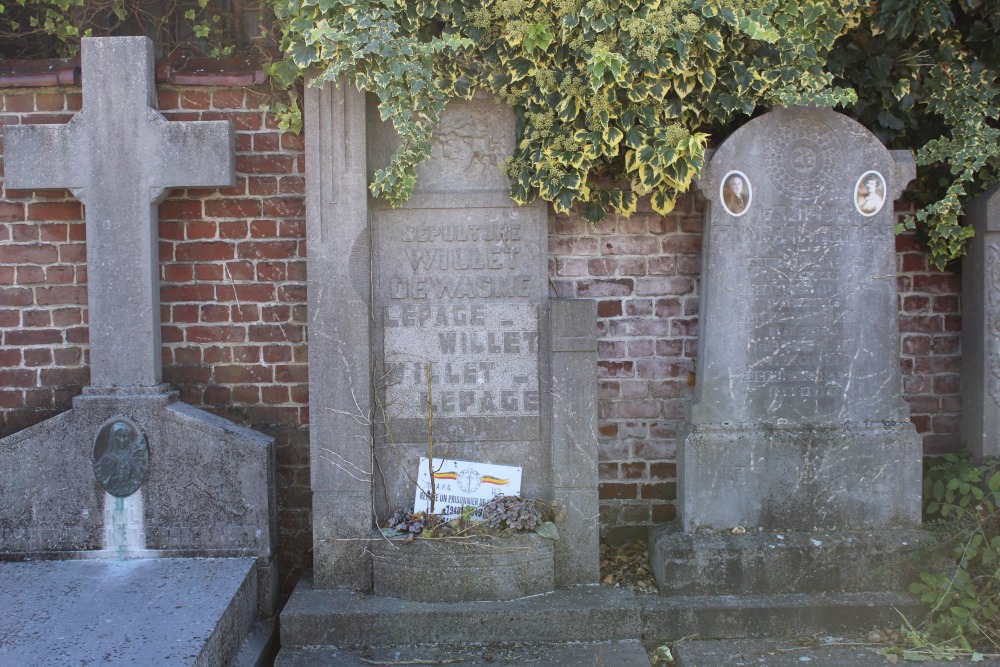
[52,347,82,365]
[15,266,44,284]
[5,94,34,112]
[27,202,83,221]
[203,346,232,364]
[636,277,693,296]
[212,90,245,108]
[59,245,86,262]
[180,90,211,109]
[598,360,634,377]
[650,504,677,523]
[35,286,86,305]
[275,364,308,383]
[185,221,217,239]
[0,202,24,222]
[236,154,296,174]
[23,349,52,367]
[246,177,277,196]
[163,264,194,282]
[597,300,623,318]
[51,308,81,326]
[231,305,260,322]
[262,197,306,217]
[0,244,58,263]
[38,223,68,242]
[262,386,289,403]
[278,285,306,303]
[0,349,21,366]
[200,304,230,322]
[157,91,180,109]
[175,241,235,262]
[203,385,232,404]
[262,345,291,364]
[577,278,633,298]
[205,199,262,218]
[224,261,255,281]
[237,241,297,260]
[602,400,661,418]
[249,220,277,238]
[912,274,960,294]
[219,284,277,302]
[279,219,305,237]
[232,385,260,403]
[215,365,273,383]
[599,483,637,500]
[0,287,32,307]
[45,266,74,284]
[621,462,646,479]
[641,483,676,500]
[257,262,286,281]
[22,310,50,327]
[40,367,89,386]
[186,326,245,343]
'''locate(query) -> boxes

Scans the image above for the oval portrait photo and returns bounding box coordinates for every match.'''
[720,170,751,217]
[854,170,886,216]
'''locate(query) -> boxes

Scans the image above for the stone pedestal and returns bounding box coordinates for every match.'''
[371,533,554,602]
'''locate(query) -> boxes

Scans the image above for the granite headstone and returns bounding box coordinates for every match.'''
[961,186,1000,459]
[651,106,926,596]
[304,83,600,593]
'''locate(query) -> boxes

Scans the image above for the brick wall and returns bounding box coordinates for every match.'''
[0,69,963,565]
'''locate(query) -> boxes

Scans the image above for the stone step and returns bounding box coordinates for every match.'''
[278,572,922,648]
[276,641,651,667]
[674,639,1000,666]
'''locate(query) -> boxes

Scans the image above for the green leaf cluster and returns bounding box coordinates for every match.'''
[908,454,1000,650]
[829,0,1000,269]
[270,0,866,219]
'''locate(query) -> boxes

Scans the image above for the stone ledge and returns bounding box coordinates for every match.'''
[279,572,922,648]
[650,522,935,595]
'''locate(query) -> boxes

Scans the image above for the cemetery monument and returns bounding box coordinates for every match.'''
[651,106,927,594]
[961,185,1000,459]
[0,36,277,666]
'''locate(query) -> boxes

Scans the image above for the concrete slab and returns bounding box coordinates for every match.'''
[279,574,643,646]
[674,638,1000,666]
[0,558,263,667]
[277,641,650,666]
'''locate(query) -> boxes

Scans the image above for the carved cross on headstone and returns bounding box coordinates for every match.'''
[3,36,234,388]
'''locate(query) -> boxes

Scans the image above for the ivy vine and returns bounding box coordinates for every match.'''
[267,0,998,269]
[2,1,998,268]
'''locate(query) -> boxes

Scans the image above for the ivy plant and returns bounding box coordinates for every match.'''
[904,454,1000,653]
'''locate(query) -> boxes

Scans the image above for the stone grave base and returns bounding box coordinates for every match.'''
[679,422,923,531]
[0,558,276,667]
[649,522,934,595]
[673,638,1000,666]
[275,571,921,662]
[371,532,554,602]
[277,640,650,666]
[0,386,274,555]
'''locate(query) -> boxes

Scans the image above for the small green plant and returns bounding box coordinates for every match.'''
[906,453,1000,652]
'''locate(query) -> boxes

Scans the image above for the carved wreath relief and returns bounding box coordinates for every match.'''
[92,416,150,498]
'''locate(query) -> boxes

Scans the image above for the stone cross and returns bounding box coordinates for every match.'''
[3,36,234,388]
